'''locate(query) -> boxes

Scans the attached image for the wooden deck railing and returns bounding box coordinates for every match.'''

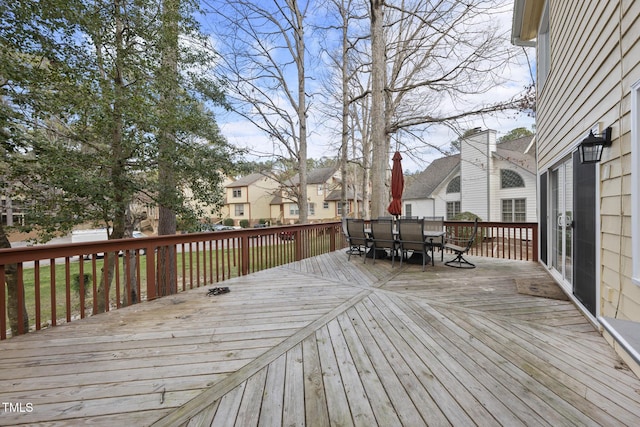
[1,220,537,340]
[444,220,538,262]
[0,222,345,340]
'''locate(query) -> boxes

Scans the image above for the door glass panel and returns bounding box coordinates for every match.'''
[564,159,573,284]
[551,168,561,271]
[550,158,573,286]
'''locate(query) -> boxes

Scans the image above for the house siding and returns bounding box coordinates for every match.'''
[404,199,435,218]
[460,130,496,220]
[530,0,639,375]
[226,176,279,225]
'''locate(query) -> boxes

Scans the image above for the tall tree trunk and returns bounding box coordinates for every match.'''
[156,0,179,295]
[122,205,139,306]
[292,0,308,224]
[339,0,349,218]
[95,0,128,314]
[369,0,386,218]
[0,223,28,336]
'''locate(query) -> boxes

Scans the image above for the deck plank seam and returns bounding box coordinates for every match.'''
[150,289,374,426]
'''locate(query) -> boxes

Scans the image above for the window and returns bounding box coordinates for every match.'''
[323,201,329,209]
[446,201,460,219]
[502,199,526,222]
[317,184,323,195]
[336,202,351,216]
[405,204,412,217]
[538,2,550,92]
[309,202,315,216]
[289,203,299,215]
[446,176,460,193]
[234,204,244,216]
[232,189,242,198]
[501,169,525,188]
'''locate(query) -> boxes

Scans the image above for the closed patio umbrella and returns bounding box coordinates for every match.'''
[387,151,404,217]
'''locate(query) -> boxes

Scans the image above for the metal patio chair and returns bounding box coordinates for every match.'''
[345,218,370,261]
[444,218,479,269]
[369,218,400,267]
[397,218,430,271]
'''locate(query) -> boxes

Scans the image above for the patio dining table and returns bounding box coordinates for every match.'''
[364,227,445,265]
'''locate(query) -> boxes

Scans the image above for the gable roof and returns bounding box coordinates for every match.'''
[494,135,536,174]
[404,134,536,200]
[497,134,533,152]
[325,187,361,202]
[226,173,266,188]
[403,154,460,200]
[289,167,338,186]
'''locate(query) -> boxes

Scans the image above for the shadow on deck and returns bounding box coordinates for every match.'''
[1,251,639,426]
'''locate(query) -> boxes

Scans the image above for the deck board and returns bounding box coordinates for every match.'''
[1,250,639,426]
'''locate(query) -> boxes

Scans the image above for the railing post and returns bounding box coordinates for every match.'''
[0,266,6,340]
[241,235,250,276]
[146,250,157,301]
[295,229,303,261]
[532,223,539,262]
[329,225,336,252]
[17,264,25,335]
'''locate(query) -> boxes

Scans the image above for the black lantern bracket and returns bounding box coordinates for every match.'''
[579,126,612,164]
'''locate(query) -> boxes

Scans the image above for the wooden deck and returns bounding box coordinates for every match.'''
[1,251,639,426]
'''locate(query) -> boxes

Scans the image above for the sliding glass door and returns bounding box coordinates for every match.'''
[550,158,573,288]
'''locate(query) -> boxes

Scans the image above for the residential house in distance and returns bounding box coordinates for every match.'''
[512,0,640,377]
[271,167,352,224]
[324,186,362,219]
[225,173,279,226]
[1,194,24,227]
[403,129,537,222]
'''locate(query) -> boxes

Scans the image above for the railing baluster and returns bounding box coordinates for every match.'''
[65,257,72,322]
[50,260,56,327]
[114,254,121,310]
[92,257,98,314]
[35,261,41,329]
[0,266,5,339]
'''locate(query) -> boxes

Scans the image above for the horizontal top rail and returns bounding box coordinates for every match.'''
[1,220,538,341]
[1,222,345,340]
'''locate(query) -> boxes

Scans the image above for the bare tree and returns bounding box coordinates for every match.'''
[366,0,526,217]
[369,0,386,218]
[207,0,311,222]
[316,0,370,218]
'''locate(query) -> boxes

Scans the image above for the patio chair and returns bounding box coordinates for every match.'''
[369,218,399,267]
[345,218,370,261]
[423,216,445,264]
[443,218,479,268]
[397,218,430,271]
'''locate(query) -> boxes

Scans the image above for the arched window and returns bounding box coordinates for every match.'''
[501,169,525,188]
[446,176,460,193]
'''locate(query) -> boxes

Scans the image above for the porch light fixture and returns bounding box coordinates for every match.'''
[579,127,612,164]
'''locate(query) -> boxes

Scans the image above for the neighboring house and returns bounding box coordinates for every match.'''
[0,195,24,227]
[325,186,363,218]
[225,173,280,226]
[128,173,235,232]
[271,167,349,224]
[403,129,537,222]
[512,0,640,377]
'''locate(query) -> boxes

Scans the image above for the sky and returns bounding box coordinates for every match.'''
[204,1,536,175]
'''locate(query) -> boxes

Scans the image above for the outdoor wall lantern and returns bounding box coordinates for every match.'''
[579,127,612,164]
